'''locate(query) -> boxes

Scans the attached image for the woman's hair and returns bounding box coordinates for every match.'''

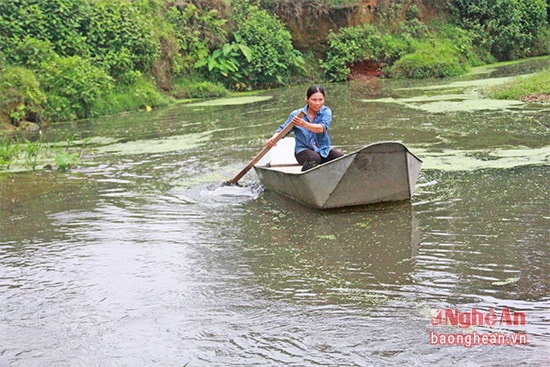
[306,86,325,99]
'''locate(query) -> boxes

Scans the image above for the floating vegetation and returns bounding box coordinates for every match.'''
[184,95,272,107]
[93,131,211,155]
[356,219,373,228]
[363,73,540,113]
[327,287,389,307]
[411,145,550,171]
[363,88,525,113]
[492,277,520,286]
[317,234,337,240]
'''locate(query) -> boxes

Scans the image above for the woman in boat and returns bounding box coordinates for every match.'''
[266,86,343,171]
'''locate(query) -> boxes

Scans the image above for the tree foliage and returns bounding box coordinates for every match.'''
[0,66,46,125]
[0,0,91,59]
[164,3,228,75]
[452,0,548,61]
[230,0,305,88]
[84,0,160,79]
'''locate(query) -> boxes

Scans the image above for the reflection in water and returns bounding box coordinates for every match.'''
[239,197,421,306]
[414,167,548,302]
[1,57,549,366]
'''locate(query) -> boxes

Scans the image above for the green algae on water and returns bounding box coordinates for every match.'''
[411,145,550,171]
[94,131,211,155]
[185,96,272,107]
[363,75,531,113]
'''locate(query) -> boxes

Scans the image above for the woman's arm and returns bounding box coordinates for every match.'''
[291,115,325,133]
[266,110,309,147]
[267,116,324,147]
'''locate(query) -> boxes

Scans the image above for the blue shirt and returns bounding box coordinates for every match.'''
[276,105,334,158]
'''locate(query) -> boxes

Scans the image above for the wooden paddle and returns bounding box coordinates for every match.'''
[228,111,304,185]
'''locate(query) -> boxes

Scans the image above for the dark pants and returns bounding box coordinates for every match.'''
[295,149,344,171]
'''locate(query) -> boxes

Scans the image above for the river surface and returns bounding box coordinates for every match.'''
[1,58,549,366]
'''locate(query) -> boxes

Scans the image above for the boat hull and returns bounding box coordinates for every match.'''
[254,141,422,209]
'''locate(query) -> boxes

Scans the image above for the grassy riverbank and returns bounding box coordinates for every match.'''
[485,67,550,102]
[1,0,548,130]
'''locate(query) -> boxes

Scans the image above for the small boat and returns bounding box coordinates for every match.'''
[254,138,422,209]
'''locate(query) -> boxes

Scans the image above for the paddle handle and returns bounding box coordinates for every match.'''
[229,111,304,185]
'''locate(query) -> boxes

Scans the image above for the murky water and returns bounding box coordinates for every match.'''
[1,58,549,366]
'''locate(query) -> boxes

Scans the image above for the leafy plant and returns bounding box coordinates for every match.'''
[452,0,548,61]
[84,0,160,77]
[195,40,252,88]
[55,151,79,171]
[0,66,46,125]
[3,36,57,69]
[232,0,305,88]
[0,0,91,60]
[9,104,26,122]
[23,139,41,170]
[165,3,228,76]
[0,135,87,172]
[0,140,20,169]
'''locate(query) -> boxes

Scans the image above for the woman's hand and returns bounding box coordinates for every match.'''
[266,135,277,148]
[291,115,306,127]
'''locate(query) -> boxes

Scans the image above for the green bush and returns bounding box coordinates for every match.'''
[432,22,490,66]
[39,56,114,121]
[171,77,229,99]
[322,24,412,81]
[389,39,467,79]
[394,18,429,39]
[0,66,46,125]
[0,0,162,81]
[91,75,172,116]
